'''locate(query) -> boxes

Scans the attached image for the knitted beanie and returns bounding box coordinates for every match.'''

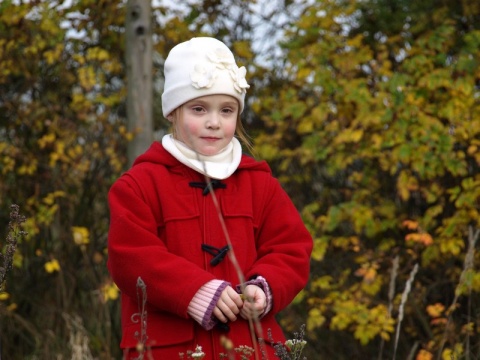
[161,37,250,117]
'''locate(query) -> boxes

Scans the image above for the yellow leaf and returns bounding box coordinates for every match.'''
[86,47,110,61]
[416,349,433,360]
[461,322,474,335]
[426,303,445,318]
[101,282,119,303]
[405,233,434,246]
[311,276,333,291]
[43,191,66,205]
[38,133,56,149]
[350,129,364,142]
[106,285,119,300]
[397,170,418,201]
[334,128,364,144]
[78,66,96,91]
[13,252,23,268]
[0,292,9,301]
[1,156,15,174]
[45,259,61,273]
[439,238,464,256]
[297,67,313,80]
[371,133,383,149]
[72,226,90,246]
[17,159,38,175]
[402,220,419,230]
[307,307,325,332]
[467,145,477,155]
[442,344,463,360]
[355,262,379,283]
[331,309,353,331]
[297,116,314,134]
[311,237,328,261]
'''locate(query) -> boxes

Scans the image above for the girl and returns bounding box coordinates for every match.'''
[107,37,312,359]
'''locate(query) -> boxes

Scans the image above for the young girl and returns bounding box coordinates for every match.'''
[107,37,312,359]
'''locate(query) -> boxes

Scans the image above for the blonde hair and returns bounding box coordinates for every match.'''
[169,106,254,155]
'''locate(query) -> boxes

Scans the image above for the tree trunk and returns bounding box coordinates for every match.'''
[125,0,153,167]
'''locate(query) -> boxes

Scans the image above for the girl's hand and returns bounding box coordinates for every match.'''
[213,286,243,323]
[240,285,266,320]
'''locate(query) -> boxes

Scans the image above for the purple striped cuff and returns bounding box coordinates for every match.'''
[187,279,230,330]
[236,276,273,317]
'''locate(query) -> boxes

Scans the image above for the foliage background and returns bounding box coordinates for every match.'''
[0,0,479,359]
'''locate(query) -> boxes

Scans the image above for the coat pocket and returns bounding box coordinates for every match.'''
[120,311,194,349]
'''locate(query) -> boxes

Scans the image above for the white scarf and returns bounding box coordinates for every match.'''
[162,134,242,180]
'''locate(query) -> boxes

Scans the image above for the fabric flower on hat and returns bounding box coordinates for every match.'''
[229,65,249,94]
[208,47,249,94]
[191,47,250,94]
[208,47,236,69]
[191,62,218,89]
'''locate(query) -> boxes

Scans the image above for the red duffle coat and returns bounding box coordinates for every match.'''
[107,141,313,359]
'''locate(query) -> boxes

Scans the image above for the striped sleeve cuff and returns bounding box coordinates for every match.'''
[237,276,273,318]
[187,279,230,330]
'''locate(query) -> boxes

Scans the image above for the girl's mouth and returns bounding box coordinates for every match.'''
[202,137,220,141]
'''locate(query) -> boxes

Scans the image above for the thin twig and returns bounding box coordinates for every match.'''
[191,135,266,359]
[131,277,148,360]
[406,340,420,360]
[437,226,479,360]
[378,255,399,360]
[393,263,419,360]
[205,178,265,360]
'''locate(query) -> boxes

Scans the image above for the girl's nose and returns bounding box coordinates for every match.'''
[206,114,220,129]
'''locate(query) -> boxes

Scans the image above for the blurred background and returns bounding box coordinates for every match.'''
[0,0,479,359]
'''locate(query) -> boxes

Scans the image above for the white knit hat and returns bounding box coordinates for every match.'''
[161,37,250,117]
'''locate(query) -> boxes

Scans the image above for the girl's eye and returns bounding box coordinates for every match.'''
[192,106,204,112]
[222,108,233,114]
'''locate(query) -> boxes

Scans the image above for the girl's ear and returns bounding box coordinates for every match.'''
[166,114,174,122]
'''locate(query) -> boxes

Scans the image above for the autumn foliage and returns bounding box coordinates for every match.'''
[0,0,479,359]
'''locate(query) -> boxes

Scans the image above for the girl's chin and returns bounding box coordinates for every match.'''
[196,143,226,156]
[197,149,220,156]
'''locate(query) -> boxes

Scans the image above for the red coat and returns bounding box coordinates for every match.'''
[107,142,312,359]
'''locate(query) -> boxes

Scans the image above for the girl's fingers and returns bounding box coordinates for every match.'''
[214,286,242,322]
[225,286,243,307]
[218,301,238,322]
[213,306,228,323]
[239,286,267,319]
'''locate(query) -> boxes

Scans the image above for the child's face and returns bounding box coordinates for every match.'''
[173,94,239,156]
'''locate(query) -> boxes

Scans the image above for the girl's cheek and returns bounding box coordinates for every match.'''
[186,123,201,134]
[226,123,237,136]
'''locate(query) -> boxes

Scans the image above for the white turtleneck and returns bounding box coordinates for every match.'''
[162,134,242,180]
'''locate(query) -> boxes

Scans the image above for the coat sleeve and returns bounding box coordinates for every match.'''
[246,174,313,314]
[107,175,216,318]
